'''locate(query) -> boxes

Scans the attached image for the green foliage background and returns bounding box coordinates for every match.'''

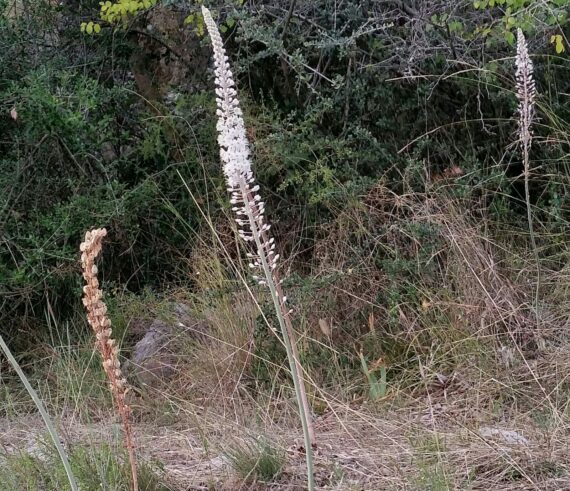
[1,0,570,349]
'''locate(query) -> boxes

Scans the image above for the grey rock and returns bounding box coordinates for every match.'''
[126,303,208,388]
[479,427,530,446]
[101,141,118,163]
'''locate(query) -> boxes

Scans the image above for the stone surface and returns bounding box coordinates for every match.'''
[126,303,208,388]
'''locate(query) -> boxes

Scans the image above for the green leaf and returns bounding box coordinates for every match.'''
[94,23,101,34]
[505,30,515,45]
[550,34,565,54]
[196,21,205,37]
[448,20,463,33]
[86,21,94,34]
[556,36,565,54]
[359,352,387,401]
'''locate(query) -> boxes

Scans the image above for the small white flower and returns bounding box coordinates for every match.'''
[202,6,282,271]
[515,28,535,149]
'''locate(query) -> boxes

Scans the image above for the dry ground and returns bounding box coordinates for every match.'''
[2,386,569,490]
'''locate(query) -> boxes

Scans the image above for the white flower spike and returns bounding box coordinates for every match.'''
[515,28,542,346]
[515,28,535,150]
[201,7,316,490]
[201,6,280,277]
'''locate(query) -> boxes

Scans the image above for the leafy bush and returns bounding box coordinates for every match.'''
[0,8,219,341]
[2,0,570,352]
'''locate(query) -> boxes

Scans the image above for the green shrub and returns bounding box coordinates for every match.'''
[3,0,570,354]
[0,9,220,342]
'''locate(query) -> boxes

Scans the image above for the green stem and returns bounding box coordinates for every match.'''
[0,335,79,491]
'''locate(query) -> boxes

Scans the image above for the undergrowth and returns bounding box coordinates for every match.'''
[0,440,169,491]
[223,435,285,484]
[2,1,570,490]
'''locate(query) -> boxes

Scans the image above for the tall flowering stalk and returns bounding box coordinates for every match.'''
[80,228,139,491]
[201,6,316,489]
[516,28,535,152]
[515,28,541,336]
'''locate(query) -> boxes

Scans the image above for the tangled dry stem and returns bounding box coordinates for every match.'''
[80,228,138,491]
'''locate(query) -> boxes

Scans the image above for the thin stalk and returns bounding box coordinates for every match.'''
[281,0,298,41]
[515,28,541,342]
[240,179,315,490]
[0,335,79,491]
[523,140,541,335]
[242,186,316,446]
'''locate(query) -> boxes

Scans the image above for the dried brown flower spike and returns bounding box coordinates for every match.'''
[80,228,138,491]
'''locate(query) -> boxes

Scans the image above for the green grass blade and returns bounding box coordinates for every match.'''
[0,335,79,491]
